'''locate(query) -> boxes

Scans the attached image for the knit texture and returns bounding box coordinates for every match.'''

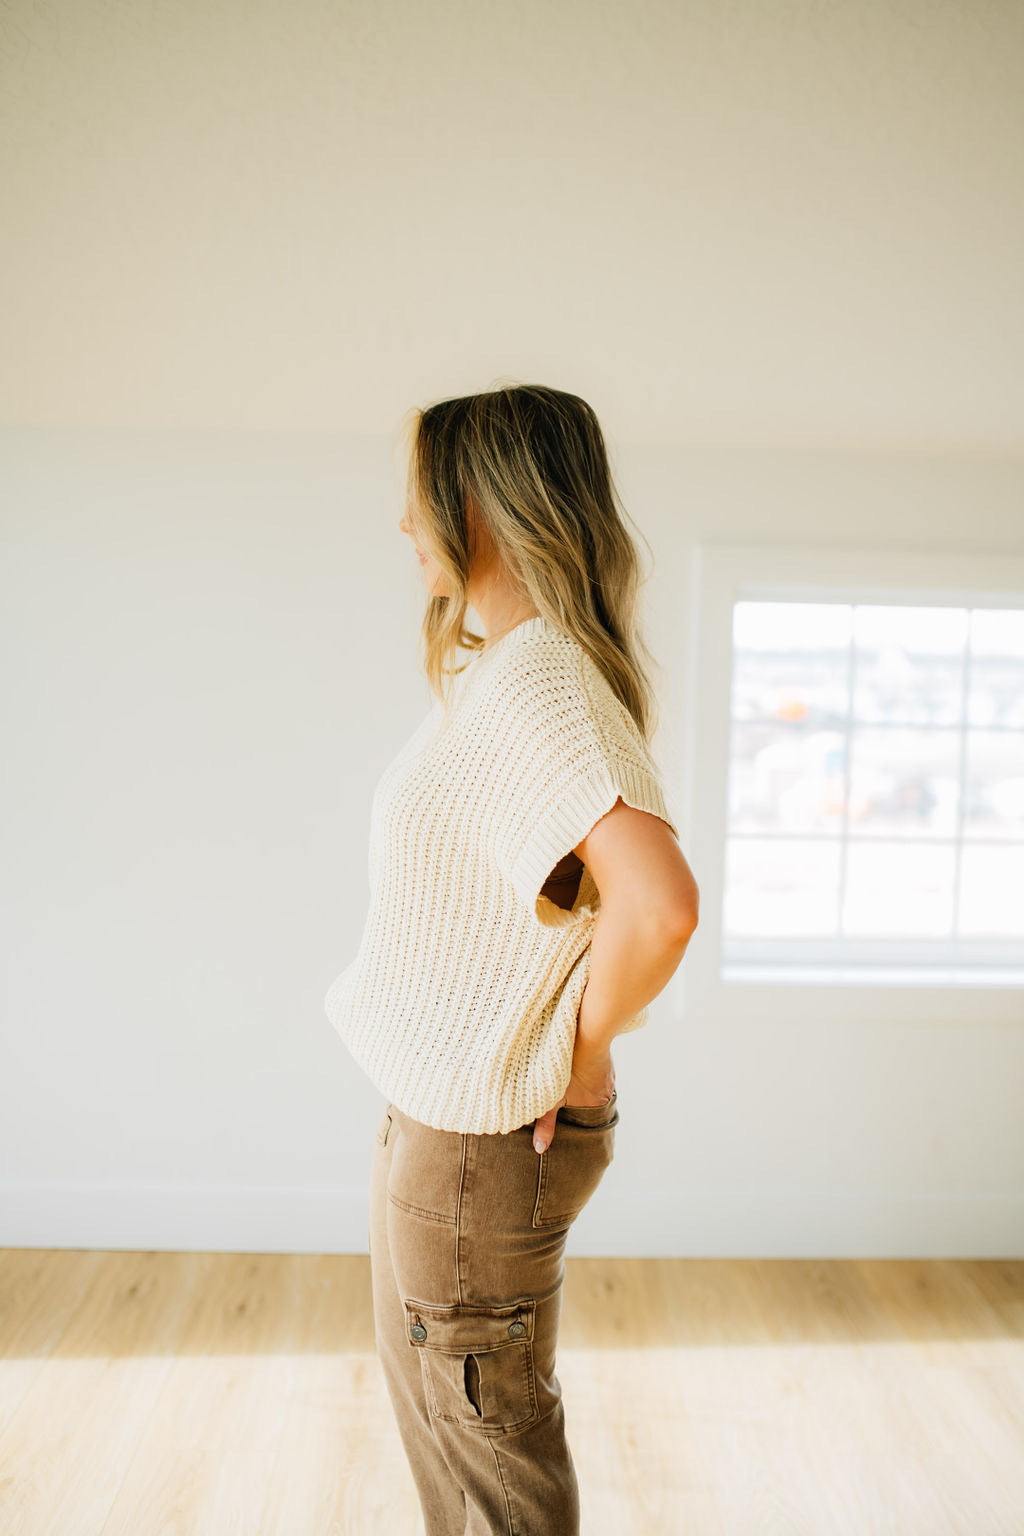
[324,615,679,1135]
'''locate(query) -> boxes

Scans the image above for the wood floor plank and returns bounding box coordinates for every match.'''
[0,1252,1020,1536]
[0,1250,204,1536]
[0,1249,109,1433]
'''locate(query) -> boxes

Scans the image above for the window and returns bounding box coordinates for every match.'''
[684,547,1024,994]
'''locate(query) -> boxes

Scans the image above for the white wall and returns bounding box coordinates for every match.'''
[3,429,1021,1256]
[1,0,1022,1255]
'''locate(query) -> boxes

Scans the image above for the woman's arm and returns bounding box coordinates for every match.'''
[530,798,698,1152]
[573,796,698,1055]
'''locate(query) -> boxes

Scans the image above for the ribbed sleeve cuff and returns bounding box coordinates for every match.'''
[508,756,679,926]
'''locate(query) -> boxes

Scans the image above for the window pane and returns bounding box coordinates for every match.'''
[722,836,840,936]
[842,842,956,936]
[958,845,1024,936]
[848,726,962,837]
[968,609,1024,728]
[731,601,851,725]
[964,730,1024,838]
[720,591,1024,978]
[852,606,967,725]
[727,720,846,833]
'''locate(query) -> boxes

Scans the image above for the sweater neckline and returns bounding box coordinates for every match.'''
[450,615,554,703]
[476,614,551,656]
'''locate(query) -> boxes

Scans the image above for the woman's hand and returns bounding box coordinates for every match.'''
[531,1045,615,1154]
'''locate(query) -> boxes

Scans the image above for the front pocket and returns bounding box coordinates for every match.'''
[385,1112,463,1223]
[402,1296,540,1437]
[376,1108,393,1146]
[532,1096,619,1228]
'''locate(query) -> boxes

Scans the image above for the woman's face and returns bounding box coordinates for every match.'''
[398,506,452,598]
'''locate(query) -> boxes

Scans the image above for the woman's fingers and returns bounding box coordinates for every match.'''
[532,1105,559,1154]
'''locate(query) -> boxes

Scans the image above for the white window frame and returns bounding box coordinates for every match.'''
[673,544,1024,1028]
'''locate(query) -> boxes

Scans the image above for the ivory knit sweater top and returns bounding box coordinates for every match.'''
[323,614,679,1135]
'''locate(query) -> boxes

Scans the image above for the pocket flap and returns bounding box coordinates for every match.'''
[402,1296,536,1352]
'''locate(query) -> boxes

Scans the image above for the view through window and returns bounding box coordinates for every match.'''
[721,601,1024,983]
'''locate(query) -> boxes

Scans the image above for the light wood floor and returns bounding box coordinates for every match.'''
[0,1250,1021,1534]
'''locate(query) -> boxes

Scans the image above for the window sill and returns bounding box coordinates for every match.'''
[720,964,1024,988]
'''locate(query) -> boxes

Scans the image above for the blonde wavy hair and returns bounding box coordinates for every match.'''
[398,382,666,744]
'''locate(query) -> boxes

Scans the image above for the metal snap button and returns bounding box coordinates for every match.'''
[508,1319,526,1338]
[411,1323,427,1341]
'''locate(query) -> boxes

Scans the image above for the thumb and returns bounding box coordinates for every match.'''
[533,1105,559,1154]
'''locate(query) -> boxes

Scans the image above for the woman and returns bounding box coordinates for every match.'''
[325,383,699,1534]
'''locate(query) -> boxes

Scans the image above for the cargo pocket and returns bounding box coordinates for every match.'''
[402,1296,540,1437]
[532,1091,619,1228]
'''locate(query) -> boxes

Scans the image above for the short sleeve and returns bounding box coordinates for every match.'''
[490,645,679,928]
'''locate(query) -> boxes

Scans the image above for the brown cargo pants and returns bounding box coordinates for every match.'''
[368,1088,620,1535]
